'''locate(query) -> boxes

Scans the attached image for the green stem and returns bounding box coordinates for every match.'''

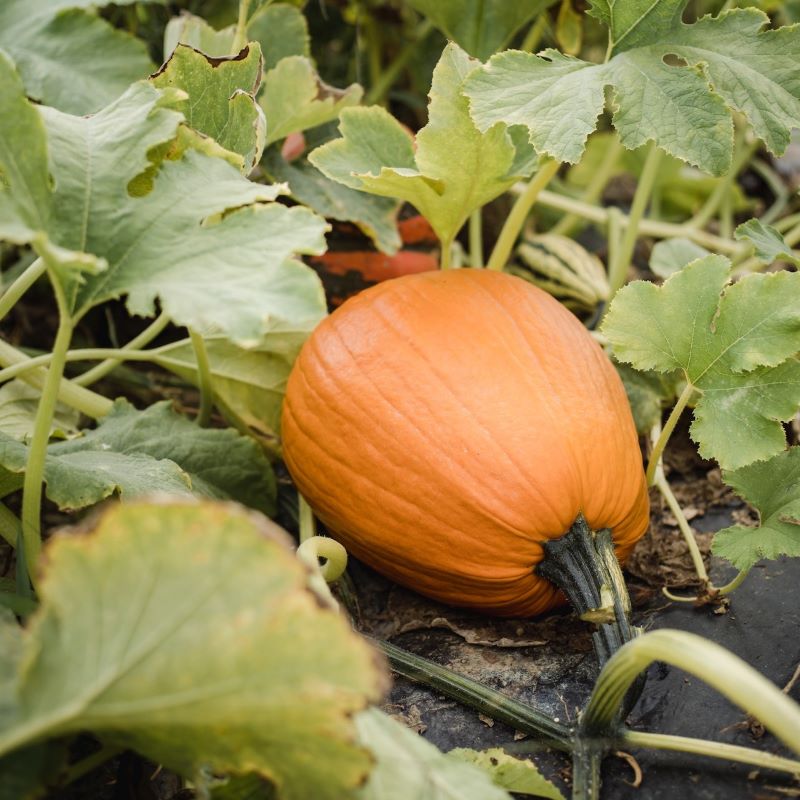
[619,730,800,777]
[373,637,572,749]
[571,738,603,800]
[0,339,112,419]
[230,0,252,53]
[439,237,454,270]
[298,494,316,543]
[487,159,560,272]
[469,209,483,267]
[607,143,662,298]
[552,137,624,237]
[752,158,790,226]
[533,189,748,256]
[20,291,73,589]
[297,536,348,583]
[581,629,800,753]
[75,312,170,387]
[716,567,751,595]
[520,15,548,52]
[0,590,36,616]
[0,501,21,547]
[60,744,125,787]
[719,181,734,240]
[605,206,623,301]
[364,20,434,106]
[687,132,756,230]
[645,382,694,486]
[654,471,709,585]
[774,213,800,234]
[0,258,47,323]
[189,330,214,427]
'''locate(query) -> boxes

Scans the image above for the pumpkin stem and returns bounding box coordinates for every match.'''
[538,515,643,706]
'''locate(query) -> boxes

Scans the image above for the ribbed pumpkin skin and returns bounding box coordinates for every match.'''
[282,269,650,617]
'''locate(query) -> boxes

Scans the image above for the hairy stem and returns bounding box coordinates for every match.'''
[581,629,800,753]
[374,637,572,749]
[0,257,47,323]
[0,339,112,419]
[607,143,662,298]
[645,382,694,486]
[619,730,800,777]
[20,291,73,588]
[189,330,214,426]
[487,159,560,271]
[571,738,603,800]
[75,312,170,386]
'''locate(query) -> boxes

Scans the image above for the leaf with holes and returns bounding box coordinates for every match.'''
[464,3,800,174]
[602,255,800,469]
[0,502,387,799]
[713,447,800,569]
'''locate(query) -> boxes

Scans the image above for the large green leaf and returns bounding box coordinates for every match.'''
[310,43,537,247]
[464,4,800,174]
[263,148,402,254]
[155,332,309,443]
[355,709,511,800]
[151,43,266,172]
[447,748,564,798]
[0,58,328,344]
[406,0,556,60]
[0,501,387,799]
[0,1,157,115]
[602,256,800,469]
[0,401,277,515]
[261,56,362,146]
[713,447,800,569]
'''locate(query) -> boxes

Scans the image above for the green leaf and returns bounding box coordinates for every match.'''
[310,43,537,246]
[210,774,277,800]
[615,363,681,435]
[355,709,512,800]
[602,256,800,469]
[735,218,800,266]
[0,66,328,344]
[0,381,79,442]
[464,5,800,174]
[155,331,310,443]
[713,447,800,569]
[0,501,387,798]
[0,400,277,515]
[649,238,711,278]
[406,0,556,60]
[261,56,362,146]
[0,1,156,115]
[164,5,309,70]
[263,148,402,254]
[447,747,565,799]
[150,43,266,172]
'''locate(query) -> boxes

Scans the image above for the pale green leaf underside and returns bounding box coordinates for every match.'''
[261,56,362,146]
[649,238,711,278]
[713,447,800,569]
[603,256,800,469]
[0,501,385,799]
[447,747,565,799]
[735,218,800,267]
[310,43,537,246]
[405,0,556,60]
[464,6,800,174]
[263,148,402,254]
[0,1,155,115]
[151,43,266,172]
[355,709,511,800]
[0,401,276,515]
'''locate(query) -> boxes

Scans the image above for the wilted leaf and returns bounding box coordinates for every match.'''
[263,148,402,254]
[406,0,556,60]
[356,708,511,800]
[0,1,156,115]
[151,43,266,172]
[0,401,277,514]
[735,218,800,266]
[0,502,387,799]
[465,4,800,174]
[713,447,800,569]
[0,62,328,344]
[447,747,565,798]
[261,56,362,146]
[649,238,711,278]
[603,256,800,469]
[310,43,537,247]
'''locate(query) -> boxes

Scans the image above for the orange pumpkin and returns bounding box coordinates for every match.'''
[282,268,649,617]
